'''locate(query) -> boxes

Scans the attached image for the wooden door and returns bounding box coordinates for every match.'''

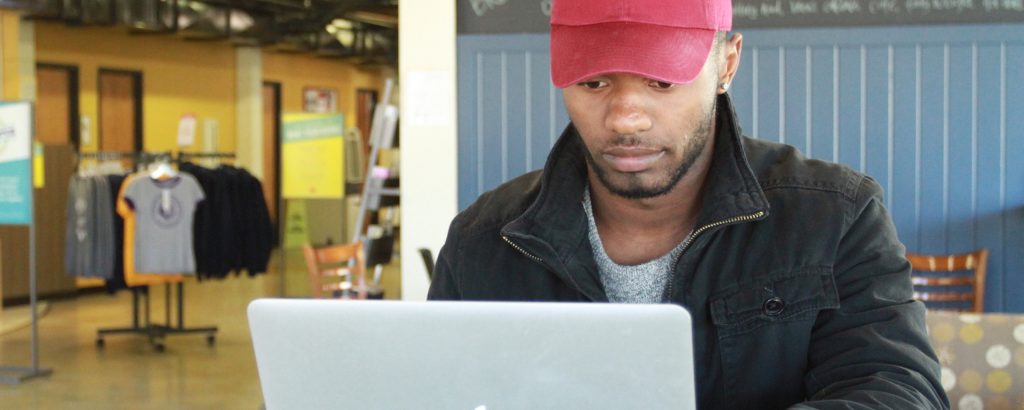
[356,89,378,157]
[0,223,28,302]
[0,145,76,302]
[36,64,78,146]
[99,70,141,152]
[262,82,281,228]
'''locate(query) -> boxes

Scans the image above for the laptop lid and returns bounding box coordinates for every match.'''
[248,299,696,410]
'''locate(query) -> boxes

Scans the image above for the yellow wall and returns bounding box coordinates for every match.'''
[35,22,236,153]
[262,51,383,131]
[33,22,383,154]
[2,10,22,100]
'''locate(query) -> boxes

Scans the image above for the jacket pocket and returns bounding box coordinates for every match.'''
[710,267,839,338]
[708,268,841,406]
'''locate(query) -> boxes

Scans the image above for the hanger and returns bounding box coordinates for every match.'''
[149,159,178,181]
[77,161,95,177]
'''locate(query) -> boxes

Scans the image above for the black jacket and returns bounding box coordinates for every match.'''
[429,94,947,409]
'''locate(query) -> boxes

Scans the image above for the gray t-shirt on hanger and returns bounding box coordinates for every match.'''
[64,175,115,278]
[65,175,94,277]
[123,173,205,274]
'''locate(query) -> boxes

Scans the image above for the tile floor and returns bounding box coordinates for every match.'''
[0,249,402,409]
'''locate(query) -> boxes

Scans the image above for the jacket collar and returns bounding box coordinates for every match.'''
[501,93,770,300]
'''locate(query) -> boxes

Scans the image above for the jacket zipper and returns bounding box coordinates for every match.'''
[665,210,766,302]
[504,210,765,302]
[502,235,543,263]
[503,234,604,301]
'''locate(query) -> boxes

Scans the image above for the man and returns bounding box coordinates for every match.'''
[429,0,948,408]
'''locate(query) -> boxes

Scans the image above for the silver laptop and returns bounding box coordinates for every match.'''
[248,299,696,410]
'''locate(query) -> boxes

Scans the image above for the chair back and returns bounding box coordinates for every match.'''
[907,249,987,312]
[418,248,435,280]
[303,241,367,299]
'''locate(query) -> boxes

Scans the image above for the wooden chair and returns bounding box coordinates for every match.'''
[418,248,435,281]
[907,249,988,313]
[303,241,367,299]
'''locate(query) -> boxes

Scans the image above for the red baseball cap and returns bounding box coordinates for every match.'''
[550,0,732,88]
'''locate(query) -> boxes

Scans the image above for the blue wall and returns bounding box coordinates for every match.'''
[457,24,1024,312]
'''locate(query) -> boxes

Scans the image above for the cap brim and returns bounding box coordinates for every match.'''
[550,22,716,89]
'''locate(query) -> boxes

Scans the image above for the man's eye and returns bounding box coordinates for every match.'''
[578,81,606,89]
[650,81,674,89]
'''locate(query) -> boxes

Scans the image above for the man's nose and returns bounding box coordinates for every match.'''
[605,89,652,135]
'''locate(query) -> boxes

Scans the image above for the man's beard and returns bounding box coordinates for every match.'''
[582,102,716,200]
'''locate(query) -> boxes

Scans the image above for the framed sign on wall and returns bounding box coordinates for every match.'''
[303,87,338,113]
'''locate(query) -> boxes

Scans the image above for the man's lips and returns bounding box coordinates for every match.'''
[601,147,665,172]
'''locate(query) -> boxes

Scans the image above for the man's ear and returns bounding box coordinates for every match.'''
[718,33,743,95]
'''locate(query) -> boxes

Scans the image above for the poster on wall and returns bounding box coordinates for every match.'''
[281,113,345,199]
[303,87,338,113]
[0,101,33,225]
[177,113,197,147]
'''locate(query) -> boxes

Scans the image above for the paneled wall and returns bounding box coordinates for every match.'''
[457,34,569,208]
[457,24,1024,312]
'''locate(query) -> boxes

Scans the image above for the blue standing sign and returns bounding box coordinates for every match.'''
[0,100,50,384]
[0,101,32,225]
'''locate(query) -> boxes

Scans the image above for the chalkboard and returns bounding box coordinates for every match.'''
[733,0,1024,28]
[458,0,553,34]
[457,0,1024,34]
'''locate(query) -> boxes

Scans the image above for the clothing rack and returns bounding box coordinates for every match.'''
[75,150,172,166]
[76,151,170,159]
[97,284,217,352]
[87,150,218,352]
[176,151,236,169]
[176,151,236,159]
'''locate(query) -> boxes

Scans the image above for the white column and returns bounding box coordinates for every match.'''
[398,0,458,300]
[235,47,263,178]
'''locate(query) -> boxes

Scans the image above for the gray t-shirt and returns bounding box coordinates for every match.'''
[64,175,115,278]
[583,189,687,303]
[124,173,205,274]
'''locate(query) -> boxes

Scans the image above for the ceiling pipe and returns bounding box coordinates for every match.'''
[19,0,397,66]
